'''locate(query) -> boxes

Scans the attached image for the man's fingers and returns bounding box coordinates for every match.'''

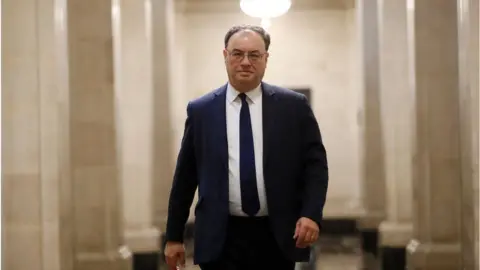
[296,226,308,246]
[165,255,177,270]
[165,252,185,270]
[179,252,186,267]
[312,231,319,242]
[294,218,320,248]
[296,227,320,247]
[304,231,313,244]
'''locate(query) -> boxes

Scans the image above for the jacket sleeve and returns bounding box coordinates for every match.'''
[165,102,198,242]
[299,95,329,228]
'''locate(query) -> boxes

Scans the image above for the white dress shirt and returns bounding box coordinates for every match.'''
[226,83,268,216]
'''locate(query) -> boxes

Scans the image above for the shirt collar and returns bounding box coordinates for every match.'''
[226,83,262,104]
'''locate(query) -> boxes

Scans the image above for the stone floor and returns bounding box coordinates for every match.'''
[182,254,362,269]
[178,236,367,270]
[315,254,362,269]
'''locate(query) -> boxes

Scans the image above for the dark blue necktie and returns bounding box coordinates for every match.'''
[238,93,260,216]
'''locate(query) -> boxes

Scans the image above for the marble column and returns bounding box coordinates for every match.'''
[406,0,462,269]
[3,0,130,269]
[66,0,131,269]
[112,0,162,266]
[151,0,176,246]
[356,0,386,267]
[457,0,479,269]
[377,0,413,269]
[3,0,68,269]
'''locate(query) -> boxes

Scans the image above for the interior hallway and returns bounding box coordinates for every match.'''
[2,0,479,270]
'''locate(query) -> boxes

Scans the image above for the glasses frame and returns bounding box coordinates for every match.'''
[225,49,267,63]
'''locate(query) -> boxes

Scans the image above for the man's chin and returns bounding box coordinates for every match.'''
[236,74,254,81]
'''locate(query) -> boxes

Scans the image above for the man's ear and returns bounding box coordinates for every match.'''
[223,49,228,61]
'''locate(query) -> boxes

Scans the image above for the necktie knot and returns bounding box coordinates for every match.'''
[238,93,248,103]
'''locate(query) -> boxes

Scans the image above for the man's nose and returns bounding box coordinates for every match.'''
[240,53,252,65]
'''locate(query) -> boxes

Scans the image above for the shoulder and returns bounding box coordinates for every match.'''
[187,84,227,111]
[262,82,307,103]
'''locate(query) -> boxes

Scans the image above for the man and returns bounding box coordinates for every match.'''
[164,25,329,270]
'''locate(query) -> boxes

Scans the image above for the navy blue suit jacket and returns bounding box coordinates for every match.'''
[165,82,328,264]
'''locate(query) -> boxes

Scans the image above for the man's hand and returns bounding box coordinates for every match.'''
[164,241,185,270]
[293,217,320,248]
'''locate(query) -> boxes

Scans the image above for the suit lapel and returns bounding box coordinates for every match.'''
[212,85,229,171]
[261,82,276,168]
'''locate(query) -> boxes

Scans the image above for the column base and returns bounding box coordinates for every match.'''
[357,212,383,269]
[125,227,161,253]
[359,228,379,269]
[379,221,412,246]
[125,227,161,270]
[406,241,461,270]
[357,212,384,230]
[378,221,412,270]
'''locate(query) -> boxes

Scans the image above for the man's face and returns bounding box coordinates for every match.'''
[223,30,269,91]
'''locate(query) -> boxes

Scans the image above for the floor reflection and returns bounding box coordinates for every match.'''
[178,228,367,270]
[184,254,362,270]
[316,254,361,269]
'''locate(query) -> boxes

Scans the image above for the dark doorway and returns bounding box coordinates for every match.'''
[291,88,312,105]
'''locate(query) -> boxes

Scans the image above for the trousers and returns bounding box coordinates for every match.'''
[199,215,295,270]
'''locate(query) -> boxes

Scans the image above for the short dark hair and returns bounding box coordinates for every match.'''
[224,24,271,51]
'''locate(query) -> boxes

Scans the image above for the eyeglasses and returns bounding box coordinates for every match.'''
[226,49,267,63]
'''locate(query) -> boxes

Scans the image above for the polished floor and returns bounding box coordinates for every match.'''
[315,254,362,269]
[175,231,366,270]
[183,254,361,269]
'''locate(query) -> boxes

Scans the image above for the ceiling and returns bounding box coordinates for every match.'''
[175,0,355,13]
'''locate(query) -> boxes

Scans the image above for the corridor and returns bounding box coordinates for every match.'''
[2,0,479,269]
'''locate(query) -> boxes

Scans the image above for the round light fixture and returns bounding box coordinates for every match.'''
[240,0,292,19]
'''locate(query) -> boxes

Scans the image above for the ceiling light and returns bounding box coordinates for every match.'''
[240,0,292,19]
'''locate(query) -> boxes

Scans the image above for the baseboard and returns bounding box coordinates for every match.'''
[132,252,160,270]
[359,228,379,257]
[320,218,358,236]
[380,246,406,270]
[125,227,161,253]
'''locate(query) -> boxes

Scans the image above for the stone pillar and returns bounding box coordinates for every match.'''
[3,0,68,269]
[111,0,163,268]
[406,0,462,269]
[377,0,413,269]
[457,0,479,269]
[356,0,386,267]
[66,0,130,269]
[151,0,176,233]
[3,0,130,269]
